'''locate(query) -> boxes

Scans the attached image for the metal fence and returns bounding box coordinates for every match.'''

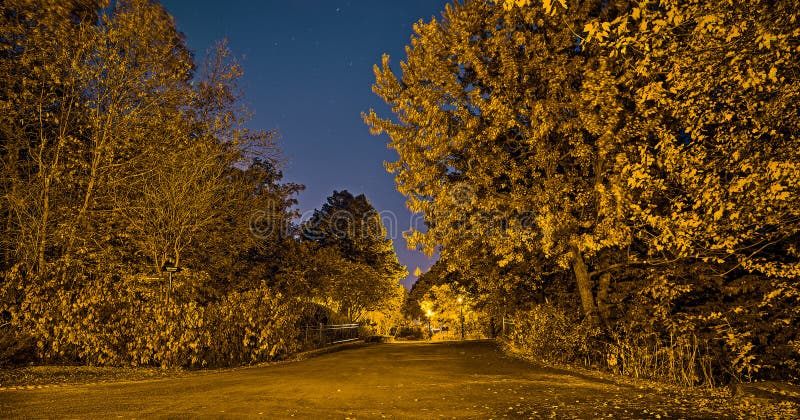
[302,323,360,348]
[501,317,515,336]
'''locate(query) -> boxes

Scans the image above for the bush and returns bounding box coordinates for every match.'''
[395,324,425,340]
[0,324,36,366]
[504,303,601,365]
[604,321,715,387]
[4,270,302,368]
[203,288,301,367]
[604,273,800,385]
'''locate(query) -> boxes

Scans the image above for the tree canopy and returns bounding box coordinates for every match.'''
[0,0,405,368]
[303,190,407,321]
[366,0,800,382]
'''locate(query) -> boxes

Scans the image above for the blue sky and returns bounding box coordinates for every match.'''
[160,0,450,287]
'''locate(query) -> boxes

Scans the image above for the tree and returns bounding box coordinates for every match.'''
[587,0,800,378]
[197,157,304,298]
[118,40,287,280]
[419,283,482,339]
[0,0,200,279]
[594,0,800,279]
[405,259,456,320]
[0,0,300,367]
[364,0,635,325]
[303,190,407,321]
[368,0,800,380]
[0,0,104,276]
[498,0,800,294]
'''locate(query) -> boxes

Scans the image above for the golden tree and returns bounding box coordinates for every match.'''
[365,0,634,325]
[369,0,800,378]
[0,0,293,367]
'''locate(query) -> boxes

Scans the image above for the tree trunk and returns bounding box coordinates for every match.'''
[596,272,611,325]
[36,133,64,275]
[37,184,50,274]
[63,148,98,261]
[570,247,600,326]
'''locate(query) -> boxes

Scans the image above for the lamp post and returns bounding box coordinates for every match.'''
[457,296,465,341]
[426,309,433,339]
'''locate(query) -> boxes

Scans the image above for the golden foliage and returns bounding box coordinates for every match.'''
[366,0,800,380]
[0,1,306,368]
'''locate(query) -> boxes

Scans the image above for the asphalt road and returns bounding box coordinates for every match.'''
[0,340,734,419]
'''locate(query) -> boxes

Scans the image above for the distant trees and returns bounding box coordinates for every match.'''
[367,0,800,382]
[303,190,407,322]
[418,283,483,340]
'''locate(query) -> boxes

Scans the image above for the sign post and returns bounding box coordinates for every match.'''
[161,261,181,308]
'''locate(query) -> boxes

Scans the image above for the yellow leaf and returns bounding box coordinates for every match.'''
[768,67,777,82]
[543,0,552,14]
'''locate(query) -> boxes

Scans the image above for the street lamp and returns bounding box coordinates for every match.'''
[426,309,433,339]
[457,296,465,341]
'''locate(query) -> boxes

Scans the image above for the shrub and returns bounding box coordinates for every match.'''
[0,324,36,366]
[604,321,715,387]
[203,288,301,367]
[4,270,303,368]
[504,303,601,365]
[395,324,425,340]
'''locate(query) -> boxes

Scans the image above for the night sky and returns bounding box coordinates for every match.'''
[160,1,449,288]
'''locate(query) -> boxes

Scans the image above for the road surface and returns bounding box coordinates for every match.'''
[0,340,742,418]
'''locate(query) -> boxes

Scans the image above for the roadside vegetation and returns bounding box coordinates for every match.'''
[0,0,404,369]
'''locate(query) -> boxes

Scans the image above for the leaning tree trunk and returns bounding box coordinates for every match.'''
[570,247,600,327]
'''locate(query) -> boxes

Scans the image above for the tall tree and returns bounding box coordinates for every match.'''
[587,0,800,376]
[592,0,800,280]
[0,0,290,366]
[370,0,800,378]
[0,0,103,275]
[364,0,634,325]
[303,190,407,321]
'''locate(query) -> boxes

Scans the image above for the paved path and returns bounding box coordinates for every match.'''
[0,340,733,418]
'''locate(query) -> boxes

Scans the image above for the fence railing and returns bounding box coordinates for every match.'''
[302,323,361,348]
[501,317,515,336]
